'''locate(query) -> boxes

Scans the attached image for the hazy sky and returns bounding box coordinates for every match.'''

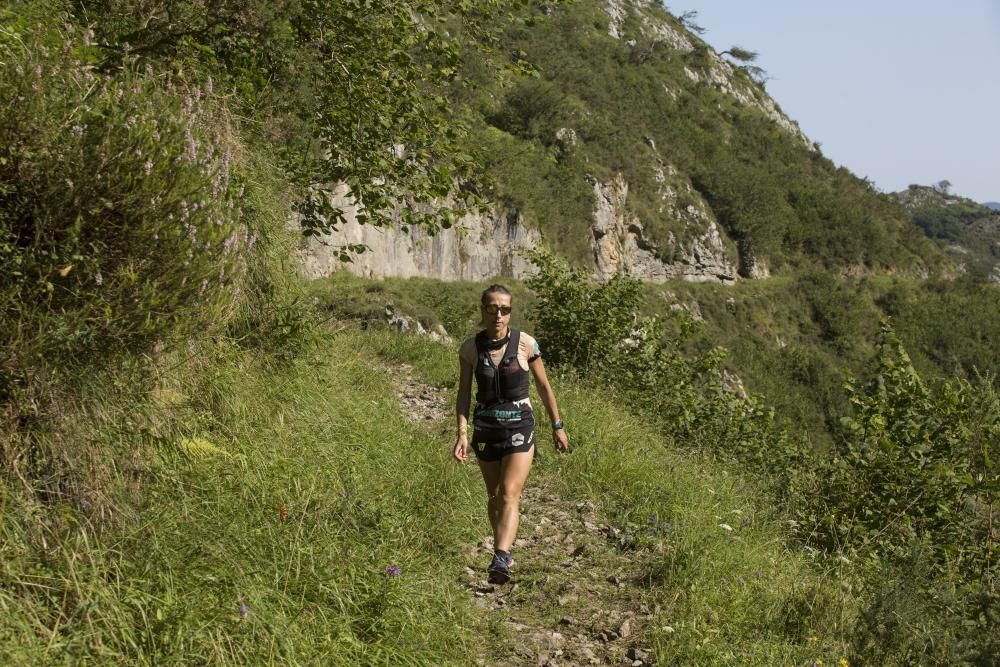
[675,1,1000,203]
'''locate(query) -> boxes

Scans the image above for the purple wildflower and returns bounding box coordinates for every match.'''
[94,272,103,286]
[386,564,401,577]
[239,601,250,619]
[184,128,198,162]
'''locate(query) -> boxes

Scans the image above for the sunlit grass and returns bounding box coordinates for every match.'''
[1,329,484,665]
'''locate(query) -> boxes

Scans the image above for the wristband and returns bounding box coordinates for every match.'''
[551,421,564,430]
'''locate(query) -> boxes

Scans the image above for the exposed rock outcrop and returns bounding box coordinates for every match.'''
[736,237,770,280]
[295,184,540,281]
[299,173,740,284]
[384,302,452,344]
[604,0,628,39]
[589,175,737,284]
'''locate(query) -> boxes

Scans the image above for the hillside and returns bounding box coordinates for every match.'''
[304,0,949,284]
[894,185,1000,281]
[3,0,999,664]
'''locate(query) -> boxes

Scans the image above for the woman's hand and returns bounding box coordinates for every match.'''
[553,428,569,453]
[453,433,469,463]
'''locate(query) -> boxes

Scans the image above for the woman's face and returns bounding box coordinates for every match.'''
[481,292,512,337]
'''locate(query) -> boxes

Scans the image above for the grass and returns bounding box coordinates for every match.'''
[2,315,862,665]
[539,381,854,665]
[391,329,859,666]
[13,268,998,664]
[1,328,485,665]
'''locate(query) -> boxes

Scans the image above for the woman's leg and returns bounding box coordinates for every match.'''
[493,447,534,552]
[477,458,503,543]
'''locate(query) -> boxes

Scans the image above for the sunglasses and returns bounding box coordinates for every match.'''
[484,304,512,315]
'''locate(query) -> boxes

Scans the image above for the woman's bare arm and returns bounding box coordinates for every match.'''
[529,357,569,452]
[454,353,474,462]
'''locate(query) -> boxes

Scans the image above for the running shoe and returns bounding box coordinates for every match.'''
[487,552,512,584]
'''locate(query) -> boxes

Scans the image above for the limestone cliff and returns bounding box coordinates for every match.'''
[298,173,739,284]
[589,175,737,283]
[296,184,540,281]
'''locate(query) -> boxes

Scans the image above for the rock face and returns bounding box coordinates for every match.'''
[589,175,738,284]
[295,184,540,281]
[299,174,740,284]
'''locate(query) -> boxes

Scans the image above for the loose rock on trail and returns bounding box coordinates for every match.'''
[390,364,659,667]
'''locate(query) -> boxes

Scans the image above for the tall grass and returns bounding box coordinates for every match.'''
[1,307,865,665]
[1,328,485,664]
[549,380,855,665]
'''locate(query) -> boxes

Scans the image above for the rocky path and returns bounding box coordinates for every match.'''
[460,486,659,666]
[386,361,451,423]
[390,364,659,667]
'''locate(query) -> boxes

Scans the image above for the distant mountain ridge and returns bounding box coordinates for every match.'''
[984,202,1000,211]
[894,185,1000,282]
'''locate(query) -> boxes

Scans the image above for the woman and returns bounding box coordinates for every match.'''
[453,284,569,584]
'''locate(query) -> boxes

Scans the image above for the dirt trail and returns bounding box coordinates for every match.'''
[390,364,659,667]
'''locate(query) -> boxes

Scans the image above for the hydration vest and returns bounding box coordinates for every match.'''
[472,329,534,438]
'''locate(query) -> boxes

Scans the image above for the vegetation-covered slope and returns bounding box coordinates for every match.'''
[895,184,1000,281]
[453,0,946,276]
[3,0,999,664]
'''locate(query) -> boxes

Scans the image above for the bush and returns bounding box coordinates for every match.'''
[526,252,1000,661]
[1,21,254,396]
[524,248,643,374]
[524,248,806,486]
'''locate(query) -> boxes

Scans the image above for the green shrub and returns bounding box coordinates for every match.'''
[524,248,643,374]
[1,22,254,395]
[524,248,807,488]
[525,251,1000,662]
[824,324,976,556]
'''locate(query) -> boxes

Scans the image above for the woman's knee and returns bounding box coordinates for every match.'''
[499,484,523,505]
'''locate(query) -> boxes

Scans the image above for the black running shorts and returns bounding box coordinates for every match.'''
[471,427,536,462]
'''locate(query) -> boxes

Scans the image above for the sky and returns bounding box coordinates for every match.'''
[674,1,1000,203]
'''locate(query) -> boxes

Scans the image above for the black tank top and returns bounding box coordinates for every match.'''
[472,329,534,437]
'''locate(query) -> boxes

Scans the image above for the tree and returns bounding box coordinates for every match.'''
[720,45,758,63]
[79,0,545,237]
[717,45,770,84]
[932,179,953,195]
[676,10,706,35]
